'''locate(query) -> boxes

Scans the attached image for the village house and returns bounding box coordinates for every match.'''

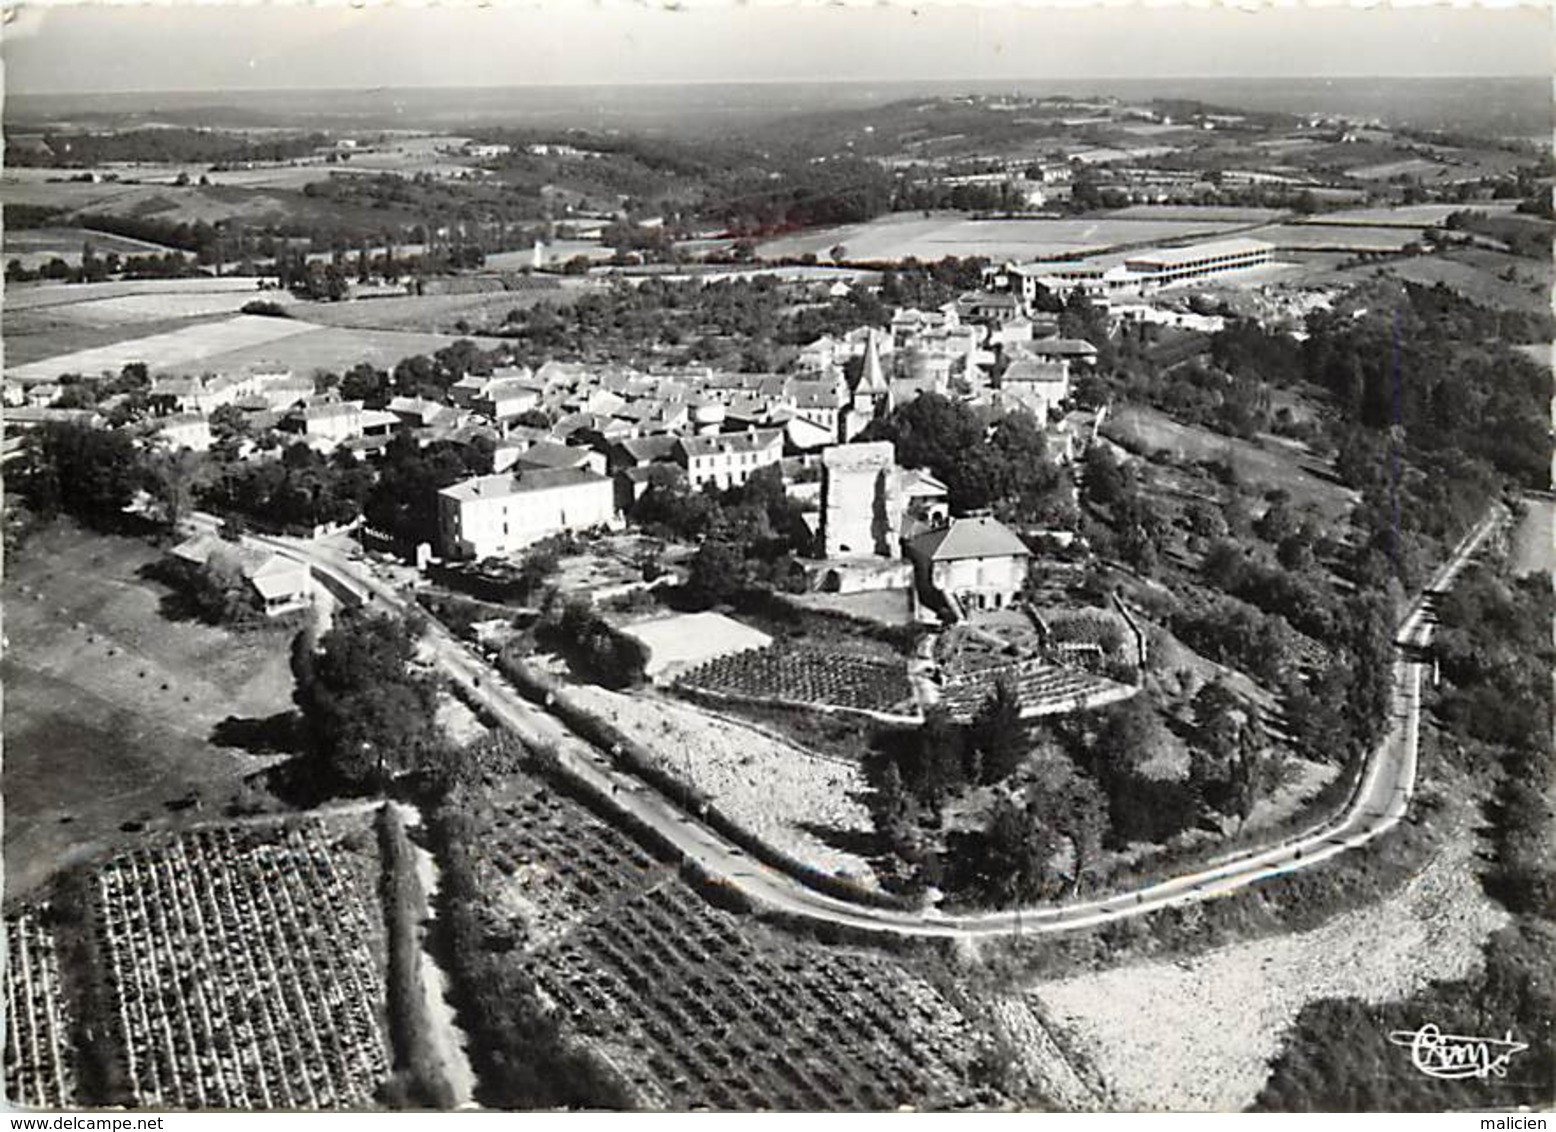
[151,412,213,453]
[170,533,314,617]
[674,428,785,491]
[905,515,1031,617]
[437,467,617,560]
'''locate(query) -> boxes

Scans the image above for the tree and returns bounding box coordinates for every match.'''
[22,422,141,523]
[292,607,439,793]
[970,677,1026,783]
[687,539,748,606]
[144,447,202,531]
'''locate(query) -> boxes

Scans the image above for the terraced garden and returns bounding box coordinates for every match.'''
[676,644,914,715]
[4,908,77,1108]
[936,658,1136,722]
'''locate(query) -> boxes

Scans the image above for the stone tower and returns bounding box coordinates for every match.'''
[820,440,905,558]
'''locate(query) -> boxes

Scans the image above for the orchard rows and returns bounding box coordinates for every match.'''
[95,824,389,1109]
[4,909,76,1108]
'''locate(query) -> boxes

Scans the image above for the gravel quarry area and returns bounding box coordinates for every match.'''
[563,684,880,885]
[1033,825,1510,1111]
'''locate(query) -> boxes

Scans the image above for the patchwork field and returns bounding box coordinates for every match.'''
[4,277,264,314]
[757,211,1268,263]
[2,523,298,899]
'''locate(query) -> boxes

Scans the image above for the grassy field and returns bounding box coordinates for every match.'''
[7,312,510,382]
[185,322,510,376]
[1102,405,1358,523]
[757,211,1268,263]
[1369,251,1554,318]
[2,522,298,899]
[6,313,314,382]
[2,309,223,369]
[282,288,568,335]
[4,277,263,314]
[1249,223,1421,252]
[3,226,183,268]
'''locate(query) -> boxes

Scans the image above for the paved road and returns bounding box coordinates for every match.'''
[242,508,1503,940]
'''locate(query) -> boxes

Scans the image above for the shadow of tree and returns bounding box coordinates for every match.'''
[210,710,303,755]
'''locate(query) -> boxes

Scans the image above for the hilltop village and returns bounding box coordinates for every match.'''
[3,86,1553,1114]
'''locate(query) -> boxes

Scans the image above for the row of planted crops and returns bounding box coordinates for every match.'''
[6,820,393,1111]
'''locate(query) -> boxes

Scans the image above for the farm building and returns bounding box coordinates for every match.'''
[437,467,616,560]
[170,533,313,617]
[905,516,1031,617]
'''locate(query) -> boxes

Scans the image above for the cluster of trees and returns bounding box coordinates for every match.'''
[6,249,204,284]
[11,128,329,168]
[859,393,1066,521]
[534,596,650,689]
[200,444,372,534]
[16,422,143,524]
[364,433,494,548]
[1079,446,1171,576]
[290,608,441,794]
[865,679,1292,906]
[630,465,811,605]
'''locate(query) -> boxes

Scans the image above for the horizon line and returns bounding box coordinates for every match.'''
[11,73,1550,100]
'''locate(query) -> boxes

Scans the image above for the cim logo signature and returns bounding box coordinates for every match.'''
[1388,1024,1530,1080]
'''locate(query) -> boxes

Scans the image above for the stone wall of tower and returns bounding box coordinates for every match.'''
[820,441,904,558]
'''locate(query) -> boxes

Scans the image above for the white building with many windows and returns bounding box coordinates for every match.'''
[437,467,616,560]
[674,429,785,491]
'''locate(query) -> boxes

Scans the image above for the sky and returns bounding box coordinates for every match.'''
[3,2,1551,95]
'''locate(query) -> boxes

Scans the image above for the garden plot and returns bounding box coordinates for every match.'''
[525,881,989,1110]
[94,821,390,1109]
[474,779,667,948]
[936,658,1136,722]
[677,643,914,715]
[564,684,879,885]
[4,908,76,1108]
[619,611,772,680]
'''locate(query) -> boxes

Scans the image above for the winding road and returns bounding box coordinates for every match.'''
[238,506,1504,941]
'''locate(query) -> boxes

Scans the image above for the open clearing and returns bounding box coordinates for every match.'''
[562,683,879,885]
[758,212,1268,263]
[1035,812,1509,1111]
[1511,496,1556,577]
[1103,405,1358,523]
[617,610,773,680]
[2,523,297,899]
[1356,251,1554,318]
